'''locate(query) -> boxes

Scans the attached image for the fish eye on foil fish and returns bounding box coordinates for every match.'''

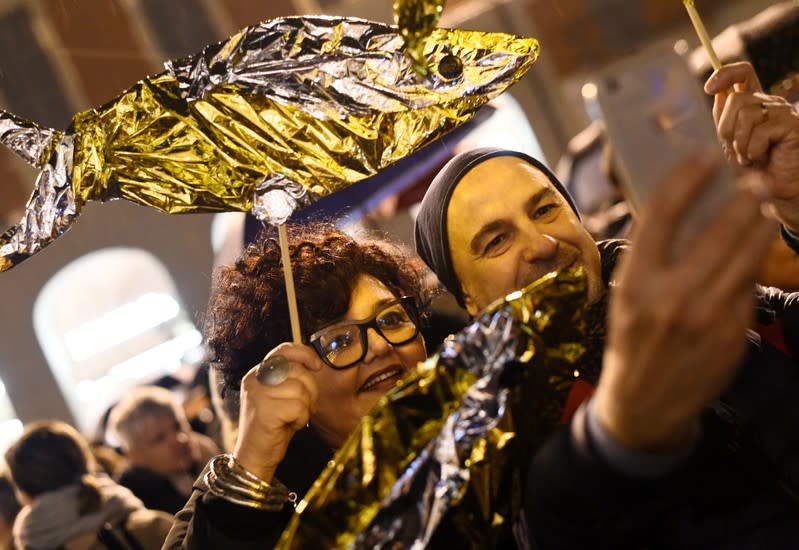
[0,15,539,273]
[436,54,464,80]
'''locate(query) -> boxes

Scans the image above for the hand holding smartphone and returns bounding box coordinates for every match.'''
[593,46,736,256]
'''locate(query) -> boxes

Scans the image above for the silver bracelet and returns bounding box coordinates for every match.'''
[205,454,297,511]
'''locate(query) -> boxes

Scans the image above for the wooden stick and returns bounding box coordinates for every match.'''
[278,224,302,344]
[683,0,721,70]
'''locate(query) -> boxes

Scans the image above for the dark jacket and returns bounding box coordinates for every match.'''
[524,236,799,549]
[119,433,221,516]
[117,467,192,517]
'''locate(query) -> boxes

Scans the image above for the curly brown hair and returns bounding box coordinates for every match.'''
[204,222,430,414]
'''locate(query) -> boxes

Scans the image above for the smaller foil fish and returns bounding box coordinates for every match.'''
[276,268,589,549]
[394,0,446,75]
[0,15,539,273]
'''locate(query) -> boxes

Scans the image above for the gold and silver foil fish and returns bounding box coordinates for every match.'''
[0,15,539,273]
[276,268,589,549]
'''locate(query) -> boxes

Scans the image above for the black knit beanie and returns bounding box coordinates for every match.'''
[413,147,579,307]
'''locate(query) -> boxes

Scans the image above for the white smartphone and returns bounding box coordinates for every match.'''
[593,46,736,256]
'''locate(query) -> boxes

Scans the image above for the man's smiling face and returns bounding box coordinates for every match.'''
[446,155,603,315]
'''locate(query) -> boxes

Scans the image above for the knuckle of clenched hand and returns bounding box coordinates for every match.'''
[282,377,300,392]
[286,399,307,419]
[718,128,734,143]
[652,299,687,331]
[689,306,719,333]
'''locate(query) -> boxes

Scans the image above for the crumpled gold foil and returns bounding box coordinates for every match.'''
[0,15,539,272]
[277,268,588,549]
[394,0,446,75]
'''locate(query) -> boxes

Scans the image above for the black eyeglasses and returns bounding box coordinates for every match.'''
[309,297,420,369]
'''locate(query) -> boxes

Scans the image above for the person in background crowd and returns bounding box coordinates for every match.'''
[0,474,20,550]
[5,420,172,550]
[108,386,219,515]
[89,443,125,479]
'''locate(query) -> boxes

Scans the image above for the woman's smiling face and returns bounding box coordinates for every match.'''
[308,273,426,448]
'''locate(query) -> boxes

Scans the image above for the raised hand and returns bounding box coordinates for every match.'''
[706,62,799,230]
[233,342,324,483]
[593,153,777,452]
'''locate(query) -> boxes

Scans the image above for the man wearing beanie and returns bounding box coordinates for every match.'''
[414,63,799,548]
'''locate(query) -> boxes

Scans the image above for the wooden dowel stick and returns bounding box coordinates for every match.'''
[683,0,721,70]
[278,224,302,344]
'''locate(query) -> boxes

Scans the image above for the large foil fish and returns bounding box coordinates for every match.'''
[276,268,590,549]
[0,15,539,272]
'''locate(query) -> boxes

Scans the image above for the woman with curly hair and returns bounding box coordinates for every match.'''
[166,222,431,548]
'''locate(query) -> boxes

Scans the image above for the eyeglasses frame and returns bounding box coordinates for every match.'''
[308,296,420,370]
